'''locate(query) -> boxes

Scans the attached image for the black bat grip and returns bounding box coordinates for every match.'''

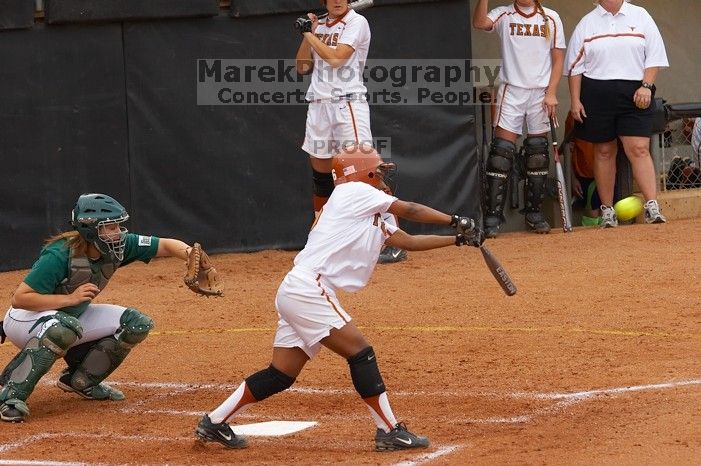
[549,117,558,148]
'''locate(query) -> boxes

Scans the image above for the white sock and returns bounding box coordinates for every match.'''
[209,381,257,424]
[363,392,398,433]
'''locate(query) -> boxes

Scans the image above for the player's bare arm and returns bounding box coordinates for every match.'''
[472,0,494,30]
[156,237,191,260]
[387,200,452,225]
[568,73,587,122]
[384,229,455,251]
[296,41,314,75]
[633,67,659,109]
[303,32,356,68]
[544,48,565,118]
[296,13,318,75]
[11,282,98,311]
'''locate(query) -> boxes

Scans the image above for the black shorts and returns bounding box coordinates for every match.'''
[576,76,655,143]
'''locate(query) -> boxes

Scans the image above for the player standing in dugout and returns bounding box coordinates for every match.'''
[473,0,566,238]
[295,0,407,263]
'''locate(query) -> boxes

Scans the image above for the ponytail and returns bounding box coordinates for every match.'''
[534,0,550,40]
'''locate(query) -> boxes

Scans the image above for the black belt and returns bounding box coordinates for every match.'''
[0,321,5,344]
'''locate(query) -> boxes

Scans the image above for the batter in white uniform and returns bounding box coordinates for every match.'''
[195,144,485,451]
[473,0,566,237]
[296,0,373,216]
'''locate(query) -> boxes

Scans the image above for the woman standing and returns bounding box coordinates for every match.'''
[473,0,566,237]
[295,0,372,216]
[566,0,669,227]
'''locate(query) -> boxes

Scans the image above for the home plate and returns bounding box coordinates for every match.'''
[231,421,317,437]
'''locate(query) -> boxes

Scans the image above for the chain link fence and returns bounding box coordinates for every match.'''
[655,117,701,191]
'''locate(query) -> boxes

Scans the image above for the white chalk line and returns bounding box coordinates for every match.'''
[391,445,463,466]
[114,378,701,425]
[0,461,95,466]
[0,432,194,455]
[521,379,701,401]
[4,377,698,464]
[100,377,701,400]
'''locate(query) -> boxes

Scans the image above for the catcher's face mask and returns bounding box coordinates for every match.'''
[71,193,130,262]
[96,218,129,261]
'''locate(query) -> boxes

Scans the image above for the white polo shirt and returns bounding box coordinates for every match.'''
[565,1,668,80]
[486,3,566,89]
[306,9,370,101]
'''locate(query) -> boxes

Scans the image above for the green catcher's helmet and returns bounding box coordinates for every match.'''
[71,193,130,261]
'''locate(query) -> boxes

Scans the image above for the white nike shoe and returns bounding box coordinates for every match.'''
[644,199,667,224]
[600,205,618,228]
[375,422,430,451]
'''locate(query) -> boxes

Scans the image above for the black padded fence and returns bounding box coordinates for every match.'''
[0,0,34,30]
[230,0,446,17]
[0,0,478,271]
[45,0,219,24]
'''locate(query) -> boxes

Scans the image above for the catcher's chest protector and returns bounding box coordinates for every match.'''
[55,256,119,295]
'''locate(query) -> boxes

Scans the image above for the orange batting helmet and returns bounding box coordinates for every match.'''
[332,144,396,190]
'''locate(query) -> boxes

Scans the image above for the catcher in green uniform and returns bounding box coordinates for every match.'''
[0,193,222,422]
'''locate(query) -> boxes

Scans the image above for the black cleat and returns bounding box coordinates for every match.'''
[484,215,502,238]
[57,369,125,400]
[525,212,551,234]
[0,399,29,423]
[195,415,248,449]
[375,422,430,451]
[378,246,408,264]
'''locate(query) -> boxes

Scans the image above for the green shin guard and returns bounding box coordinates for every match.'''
[63,308,153,400]
[0,315,82,406]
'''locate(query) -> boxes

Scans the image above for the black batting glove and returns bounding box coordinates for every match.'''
[456,228,485,248]
[294,16,313,34]
[450,214,476,235]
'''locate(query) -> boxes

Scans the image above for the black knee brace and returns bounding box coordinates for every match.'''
[485,138,517,218]
[245,365,295,401]
[312,169,335,198]
[347,346,386,399]
[523,136,550,212]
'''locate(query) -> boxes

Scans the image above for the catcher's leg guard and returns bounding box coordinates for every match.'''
[484,138,516,238]
[523,136,551,233]
[0,352,24,386]
[245,365,295,401]
[312,169,335,212]
[0,314,82,407]
[348,346,386,398]
[62,308,152,399]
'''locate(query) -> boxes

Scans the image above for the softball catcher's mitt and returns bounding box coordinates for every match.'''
[184,243,224,297]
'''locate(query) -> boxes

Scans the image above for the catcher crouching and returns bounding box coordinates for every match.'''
[0,193,222,422]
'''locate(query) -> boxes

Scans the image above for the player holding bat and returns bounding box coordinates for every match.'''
[473,0,566,238]
[195,144,485,451]
[295,1,374,218]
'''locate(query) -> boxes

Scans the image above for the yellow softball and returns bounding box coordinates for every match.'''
[614,196,644,221]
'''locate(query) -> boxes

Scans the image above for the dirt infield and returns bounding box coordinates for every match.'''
[0,219,699,465]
